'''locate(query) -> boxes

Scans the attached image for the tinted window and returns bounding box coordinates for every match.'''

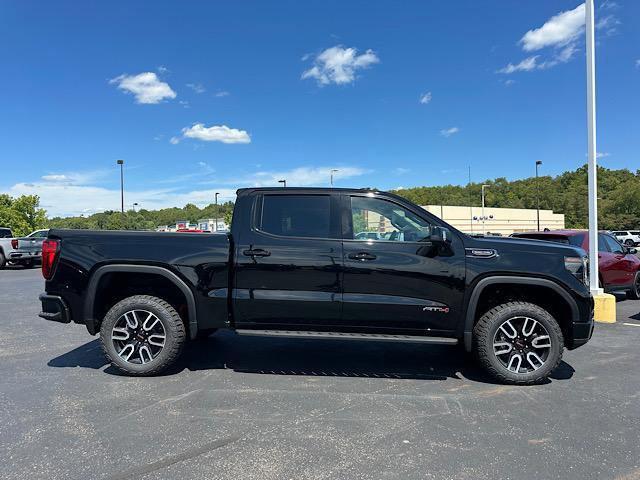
[260,195,331,238]
[630,231,640,236]
[567,234,585,247]
[598,234,608,252]
[0,228,12,238]
[604,235,624,254]
[350,196,432,242]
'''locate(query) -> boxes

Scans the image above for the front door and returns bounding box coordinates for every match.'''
[233,192,343,330]
[341,193,465,335]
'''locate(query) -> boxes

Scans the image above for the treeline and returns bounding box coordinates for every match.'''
[2,165,639,234]
[392,165,640,230]
[0,194,47,237]
[46,202,234,231]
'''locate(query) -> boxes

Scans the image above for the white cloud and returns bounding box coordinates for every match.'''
[440,127,460,138]
[301,45,379,86]
[394,167,410,175]
[635,59,640,69]
[186,83,206,94]
[238,166,367,187]
[499,2,619,74]
[520,4,585,52]
[4,165,367,216]
[214,90,230,97]
[596,152,610,159]
[110,72,176,104]
[419,92,432,104]
[171,123,251,145]
[498,55,540,74]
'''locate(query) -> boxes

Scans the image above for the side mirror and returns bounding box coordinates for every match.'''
[430,226,452,244]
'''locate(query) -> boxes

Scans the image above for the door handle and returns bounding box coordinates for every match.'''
[243,248,271,257]
[348,252,377,261]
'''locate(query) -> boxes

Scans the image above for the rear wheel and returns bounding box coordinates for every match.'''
[473,301,564,385]
[628,272,640,300]
[0,251,5,269]
[100,295,186,376]
[625,239,634,246]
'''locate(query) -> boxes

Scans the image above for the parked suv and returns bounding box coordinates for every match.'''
[610,231,640,246]
[39,188,594,384]
[512,230,640,299]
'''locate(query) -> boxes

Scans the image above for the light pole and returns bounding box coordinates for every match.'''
[330,169,338,187]
[481,184,490,236]
[116,159,124,213]
[278,179,286,188]
[133,202,139,212]
[214,192,220,232]
[586,0,601,295]
[535,160,542,231]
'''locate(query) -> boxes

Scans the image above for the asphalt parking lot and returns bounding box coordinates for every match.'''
[1,267,639,480]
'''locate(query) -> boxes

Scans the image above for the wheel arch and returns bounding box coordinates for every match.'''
[463,276,579,352]
[84,264,198,339]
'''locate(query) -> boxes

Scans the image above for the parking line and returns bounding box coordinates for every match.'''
[622,323,640,327]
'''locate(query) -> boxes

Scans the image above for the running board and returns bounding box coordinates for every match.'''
[235,329,458,344]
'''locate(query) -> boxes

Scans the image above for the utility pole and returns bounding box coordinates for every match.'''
[536,160,542,231]
[330,169,338,187]
[468,166,473,233]
[116,159,124,214]
[481,184,490,236]
[214,192,220,232]
[586,0,601,295]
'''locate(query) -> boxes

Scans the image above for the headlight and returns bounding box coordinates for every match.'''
[565,256,589,286]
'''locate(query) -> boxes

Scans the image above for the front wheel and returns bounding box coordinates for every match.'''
[625,239,634,246]
[628,272,640,300]
[100,295,187,376]
[473,302,564,385]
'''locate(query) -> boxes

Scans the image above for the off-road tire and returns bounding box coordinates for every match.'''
[625,239,634,246]
[0,251,5,269]
[100,295,186,376]
[473,301,564,385]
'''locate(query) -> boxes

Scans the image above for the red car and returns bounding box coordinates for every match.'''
[512,230,640,299]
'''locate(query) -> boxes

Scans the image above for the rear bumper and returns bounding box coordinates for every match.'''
[10,250,41,261]
[38,294,71,323]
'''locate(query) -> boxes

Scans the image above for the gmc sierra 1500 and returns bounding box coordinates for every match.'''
[39,188,594,384]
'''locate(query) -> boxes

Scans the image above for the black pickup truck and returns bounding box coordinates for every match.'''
[39,188,594,384]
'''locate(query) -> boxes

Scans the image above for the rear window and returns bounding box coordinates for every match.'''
[259,195,331,239]
[630,231,640,236]
[0,228,12,238]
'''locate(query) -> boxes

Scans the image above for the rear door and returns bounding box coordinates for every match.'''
[233,192,343,329]
[340,193,465,335]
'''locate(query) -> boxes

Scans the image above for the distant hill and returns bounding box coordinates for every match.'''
[392,165,640,230]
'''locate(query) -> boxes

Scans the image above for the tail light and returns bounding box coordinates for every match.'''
[11,239,18,249]
[42,239,60,280]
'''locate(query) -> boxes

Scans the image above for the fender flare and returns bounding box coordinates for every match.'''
[84,264,198,339]
[463,276,579,351]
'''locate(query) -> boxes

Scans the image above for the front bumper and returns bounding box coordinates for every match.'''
[38,294,71,323]
[567,296,595,350]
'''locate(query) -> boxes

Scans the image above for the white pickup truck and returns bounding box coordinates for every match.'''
[0,228,49,269]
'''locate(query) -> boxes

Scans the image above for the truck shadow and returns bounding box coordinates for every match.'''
[48,330,575,385]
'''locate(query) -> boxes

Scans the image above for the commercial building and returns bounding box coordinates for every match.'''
[422,205,565,235]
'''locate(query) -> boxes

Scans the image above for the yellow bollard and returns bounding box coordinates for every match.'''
[593,293,616,324]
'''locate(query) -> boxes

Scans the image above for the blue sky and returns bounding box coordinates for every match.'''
[1,0,638,216]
